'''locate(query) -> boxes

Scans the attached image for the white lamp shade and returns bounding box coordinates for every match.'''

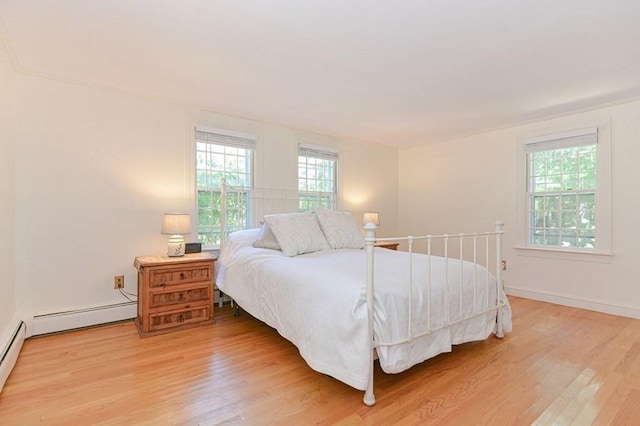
[363,212,380,226]
[161,213,191,257]
[161,213,192,235]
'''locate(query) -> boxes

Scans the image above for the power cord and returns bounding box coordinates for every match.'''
[118,288,137,302]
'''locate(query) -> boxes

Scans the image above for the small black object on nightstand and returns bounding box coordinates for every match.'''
[185,242,202,253]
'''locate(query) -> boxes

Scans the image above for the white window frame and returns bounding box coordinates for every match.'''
[298,143,338,211]
[515,119,612,263]
[195,125,256,249]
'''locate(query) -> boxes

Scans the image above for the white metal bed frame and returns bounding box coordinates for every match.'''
[362,221,505,406]
[215,180,506,406]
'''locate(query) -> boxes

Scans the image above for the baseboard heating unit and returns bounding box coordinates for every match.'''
[31,301,137,336]
[0,321,26,393]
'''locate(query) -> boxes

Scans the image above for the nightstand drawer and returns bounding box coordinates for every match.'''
[147,264,213,287]
[149,284,212,308]
[148,305,212,332]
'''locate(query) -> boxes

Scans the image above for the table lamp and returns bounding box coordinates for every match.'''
[161,213,192,257]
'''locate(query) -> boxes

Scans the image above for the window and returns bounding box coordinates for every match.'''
[195,126,255,247]
[298,144,338,211]
[526,129,597,249]
[517,123,612,260]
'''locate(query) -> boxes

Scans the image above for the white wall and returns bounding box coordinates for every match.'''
[11,73,398,334]
[399,102,640,318]
[0,39,17,344]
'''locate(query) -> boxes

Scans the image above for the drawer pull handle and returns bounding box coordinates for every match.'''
[177,314,185,323]
[178,293,185,301]
[180,272,186,280]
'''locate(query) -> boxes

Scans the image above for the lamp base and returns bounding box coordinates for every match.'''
[167,235,185,257]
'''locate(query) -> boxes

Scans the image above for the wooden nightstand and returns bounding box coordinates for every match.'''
[375,241,399,250]
[133,253,216,338]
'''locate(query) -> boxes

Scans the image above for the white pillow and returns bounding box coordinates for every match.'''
[227,228,261,244]
[252,222,281,250]
[315,209,365,249]
[263,212,330,257]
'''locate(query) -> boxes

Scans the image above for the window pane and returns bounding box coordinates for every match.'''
[298,152,337,211]
[196,134,253,246]
[561,194,577,210]
[560,211,577,228]
[526,141,597,250]
[547,151,562,174]
[545,232,559,246]
[532,157,545,176]
[546,174,561,191]
[578,193,595,236]
[561,234,577,248]
[562,152,578,174]
[562,175,579,191]
[578,236,595,248]
[580,173,596,190]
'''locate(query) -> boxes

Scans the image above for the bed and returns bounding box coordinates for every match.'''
[215,209,511,406]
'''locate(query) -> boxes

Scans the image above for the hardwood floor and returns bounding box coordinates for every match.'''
[1,297,639,425]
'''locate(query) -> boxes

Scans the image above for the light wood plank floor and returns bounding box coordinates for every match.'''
[1,297,639,425]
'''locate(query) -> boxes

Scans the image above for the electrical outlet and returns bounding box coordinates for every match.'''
[114,275,125,289]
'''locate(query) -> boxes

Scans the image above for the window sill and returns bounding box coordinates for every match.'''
[514,246,613,264]
[202,247,220,255]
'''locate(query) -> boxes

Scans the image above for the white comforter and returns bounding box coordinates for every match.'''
[216,229,512,391]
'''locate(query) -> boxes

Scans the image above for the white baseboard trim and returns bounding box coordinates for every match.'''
[1,321,26,393]
[505,286,640,319]
[31,302,137,336]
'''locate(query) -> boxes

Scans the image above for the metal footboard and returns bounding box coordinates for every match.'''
[362,221,505,406]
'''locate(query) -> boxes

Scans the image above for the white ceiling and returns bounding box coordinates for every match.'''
[2,0,640,147]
